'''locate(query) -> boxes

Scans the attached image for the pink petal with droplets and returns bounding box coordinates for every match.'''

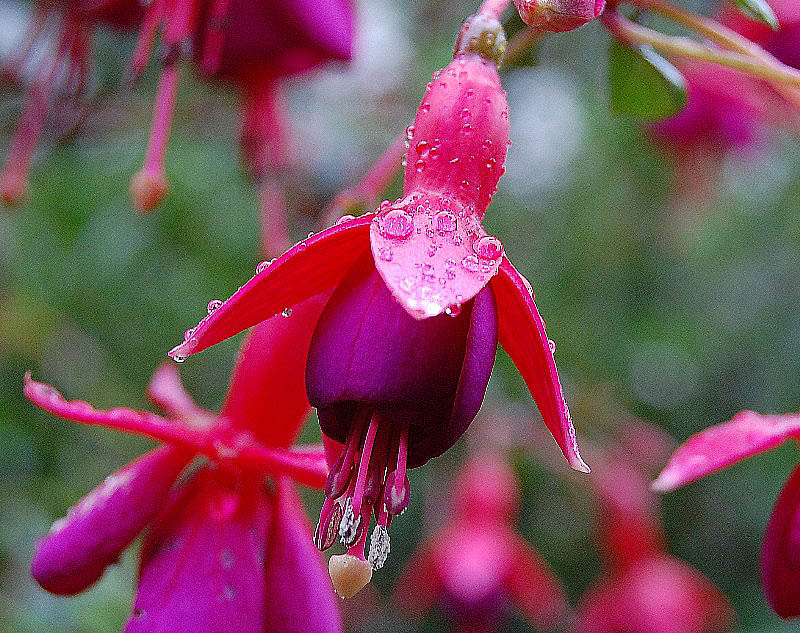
[24,372,208,451]
[221,296,328,449]
[146,362,204,418]
[761,463,800,618]
[370,191,502,319]
[32,446,191,595]
[652,411,800,492]
[489,259,589,473]
[169,215,372,360]
[264,478,342,633]
[125,469,270,633]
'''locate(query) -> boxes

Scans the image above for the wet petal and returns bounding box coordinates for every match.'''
[125,469,270,633]
[264,478,342,633]
[221,296,328,448]
[489,259,589,473]
[32,446,190,595]
[169,215,372,361]
[652,411,800,492]
[24,372,209,451]
[761,464,800,618]
[505,534,568,630]
[370,191,502,319]
[146,362,203,418]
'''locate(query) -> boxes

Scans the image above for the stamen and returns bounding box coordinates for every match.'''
[314,497,343,551]
[129,0,165,82]
[338,497,361,545]
[130,62,178,211]
[197,0,229,75]
[368,525,390,570]
[383,423,411,515]
[350,413,380,513]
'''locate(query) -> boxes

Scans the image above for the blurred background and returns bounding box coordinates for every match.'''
[1,0,799,631]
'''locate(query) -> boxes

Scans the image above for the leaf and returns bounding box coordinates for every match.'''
[733,0,779,30]
[608,40,688,121]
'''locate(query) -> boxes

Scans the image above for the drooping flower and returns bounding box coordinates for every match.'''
[24,301,342,632]
[392,453,568,632]
[575,450,734,633]
[1,0,142,207]
[513,0,605,32]
[654,409,800,619]
[167,11,587,596]
[128,0,355,219]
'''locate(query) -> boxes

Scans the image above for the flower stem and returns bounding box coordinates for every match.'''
[477,0,512,20]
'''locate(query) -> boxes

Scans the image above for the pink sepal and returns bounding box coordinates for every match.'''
[489,259,589,473]
[761,463,800,618]
[370,191,502,319]
[146,362,203,418]
[653,411,800,492]
[169,215,372,361]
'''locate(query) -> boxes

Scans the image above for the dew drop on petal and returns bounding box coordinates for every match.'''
[207,299,223,315]
[256,259,274,274]
[435,210,457,234]
[414,159,425,173]
[281,307,293,318]
[336,214,355,224]
[445,304,462,317]
[184,327,197,341]
[416,141,429,157]
[461,254,480,273]
[548,339,556,353]
[380,209,414,240]
[378,246,393,262]
[474,235,504,261]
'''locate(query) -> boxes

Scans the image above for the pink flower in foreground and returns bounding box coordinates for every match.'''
[1,0,142,207]
[24,305,342,632]
[654,409,800,619]
[574,454,734,633]
[393,454,568,633]
[129,0,354,213]
[167,13,587,597]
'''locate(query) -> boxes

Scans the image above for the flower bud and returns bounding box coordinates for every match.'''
[513,0,606,33]
[454,14,507,66]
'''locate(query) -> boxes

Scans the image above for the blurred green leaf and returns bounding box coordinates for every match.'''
[608,40,687,120]
[733,0,779,30]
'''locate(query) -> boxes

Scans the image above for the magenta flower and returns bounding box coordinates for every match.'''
[654,409,800,619]
[167,13,587,594]
[24,302,342,632]
[1,0,142,207]
[575,454,734,633]
[719,0,800,70]
[392,453,568,632]
[129,0,354,213]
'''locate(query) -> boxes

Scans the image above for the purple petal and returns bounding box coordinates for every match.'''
[653,411,800,492]
[306,262,496,467]
[124,468,270,633]
[761,464,800,618]
[32,446,190,595]
[264,478,342,633]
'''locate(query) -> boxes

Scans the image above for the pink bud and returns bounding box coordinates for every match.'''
[513,0,605,33]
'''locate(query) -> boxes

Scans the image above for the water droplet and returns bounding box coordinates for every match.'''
[220,548,235,569]
[485,158,497,170]
[445,304,462,317]
[416,141,429,157]
[474,235,504,260]
[501,111,509,120]
[281,307,292,318]
[548,339,556,353]
[462,123,473,135]
[460,180,470,190]
[432,69,442,80]
[461,254,480,273]
[378,246,393,262]
[184,327,197,341]
[425,227,435,239]
[420,101,431,112]
[461,108,471,120]
[207,299,223,315]
[414,159,425,173]
[466,88,474,97]
[172,355,186,364]
[449,157,460,164]
[435,211,457,233]
[308,231,315,238]
[336,214,355,224]
[380,209,414,240]
[405,125,415,140]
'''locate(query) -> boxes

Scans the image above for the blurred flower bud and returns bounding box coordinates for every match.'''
[513,0,605,33]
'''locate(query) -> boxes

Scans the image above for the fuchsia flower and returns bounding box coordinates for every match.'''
[392,453,568,633]
[654,409,800,619]
[513,0,605,32]
[575,453,734,633]
[719,0,800,71]
[24,302,342,632]
[1,0,142,207]
[167,12,587,596]
[128,0,354,214]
